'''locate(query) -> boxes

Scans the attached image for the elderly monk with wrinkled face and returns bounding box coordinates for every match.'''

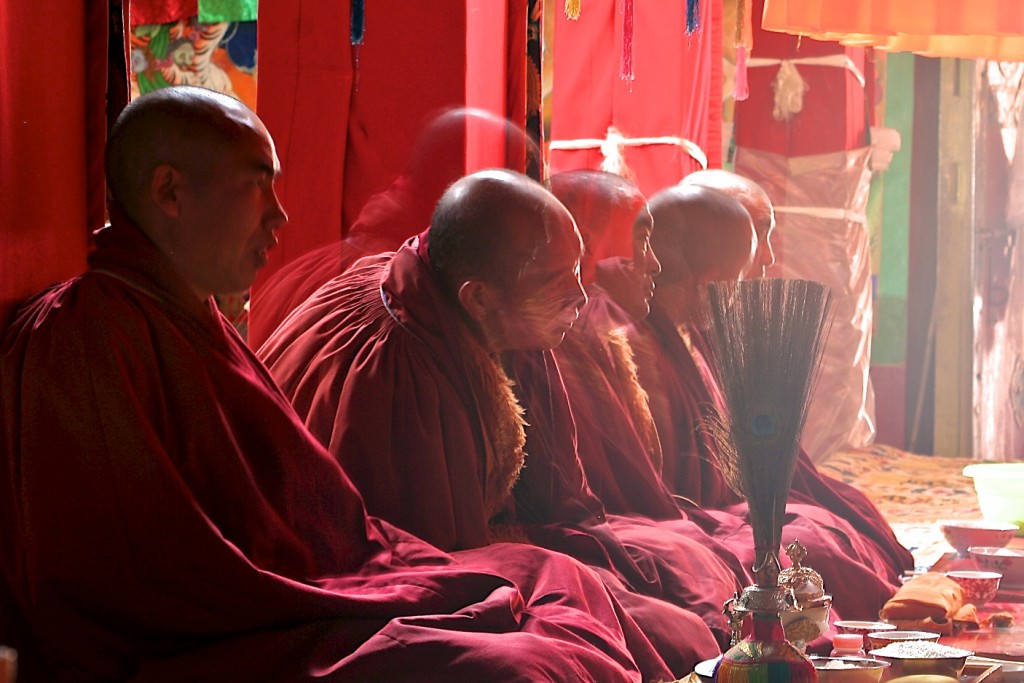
[0,89,677,682]
[626,183,908,621]
[677,169,915,586]
[261,169,732,676]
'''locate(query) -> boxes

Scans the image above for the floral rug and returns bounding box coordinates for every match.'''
[819,444,982,570]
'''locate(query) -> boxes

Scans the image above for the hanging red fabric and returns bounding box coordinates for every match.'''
[128,0,198,27]
[620,0,635,81]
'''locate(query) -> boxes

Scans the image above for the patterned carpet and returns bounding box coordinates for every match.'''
[818,444,982,570]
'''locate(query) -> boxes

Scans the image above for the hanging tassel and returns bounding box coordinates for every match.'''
[732,0,752,101]
[350,0,365,45]
[734,44,749,101]
[686,0,700,35]
[565,0,581,20]
[619,0,635,81]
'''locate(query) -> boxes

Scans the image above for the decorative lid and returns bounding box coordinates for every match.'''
[778,539,826,607]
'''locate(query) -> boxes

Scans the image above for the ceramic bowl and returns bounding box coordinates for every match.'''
[866,630,940,650]
[810,656,890,683]
[834,620,896,649]
[969,546,1024,588]
[944,569,1001,604]
[868,641,972,680]
[936,519,1018,556]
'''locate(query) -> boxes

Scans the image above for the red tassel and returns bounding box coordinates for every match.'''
[619,0,635,81]
[734,44,749,101]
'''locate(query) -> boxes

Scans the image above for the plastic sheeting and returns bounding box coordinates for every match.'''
[734,146,876,463]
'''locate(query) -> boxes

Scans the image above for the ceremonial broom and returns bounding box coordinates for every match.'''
[698,278,831,680]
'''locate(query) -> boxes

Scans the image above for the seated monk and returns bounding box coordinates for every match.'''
[0,86,676,682]
[680,169,914,582]
[247,107,539,349]
[625,183,903,620]
[543,171,902,622]
[260,169,731,673]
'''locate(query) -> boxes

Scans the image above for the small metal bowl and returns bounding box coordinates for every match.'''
[810,656,891,683]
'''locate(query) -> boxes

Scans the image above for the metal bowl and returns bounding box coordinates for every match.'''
[868,642,972,680]
[810,656,891,683]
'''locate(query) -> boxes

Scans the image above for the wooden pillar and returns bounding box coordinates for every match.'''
[932,58,976,457]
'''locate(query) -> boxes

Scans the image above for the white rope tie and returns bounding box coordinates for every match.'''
[746,54,866,122]
[550,126,708,176]
[774,205,867,224]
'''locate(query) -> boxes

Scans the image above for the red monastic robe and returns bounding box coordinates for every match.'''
[260,236,734,673]
[628,306,915,594]
[529,292,901,624]
[0,219,665,682]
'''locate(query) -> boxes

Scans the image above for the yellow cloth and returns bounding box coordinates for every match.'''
[880,572,980,635]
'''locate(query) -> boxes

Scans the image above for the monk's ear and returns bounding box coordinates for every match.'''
[149,163,184,218]
[457,279,500,322]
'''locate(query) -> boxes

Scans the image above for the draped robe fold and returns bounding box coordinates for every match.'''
[261,238,733,674]
[627,304,915,615]
[0,220,660,682]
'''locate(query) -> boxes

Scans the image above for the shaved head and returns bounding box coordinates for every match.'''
[681,169,775,277]
[103,86,287,300]
[649,184,755,285]
[106,86,266,225]
[428,169,579,298]
[427,169,586,351]
[647,184,755,322]
[548,169,647,283]
[548,170,645,255]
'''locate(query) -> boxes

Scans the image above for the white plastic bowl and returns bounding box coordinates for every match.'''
[962,463,1024,534]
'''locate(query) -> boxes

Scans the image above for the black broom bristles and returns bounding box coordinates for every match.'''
[698,278,832,588]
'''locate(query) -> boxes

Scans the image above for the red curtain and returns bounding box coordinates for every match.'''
[1,1,112,326]
[252,0,530,340]
[254,0,471,287]
[549,0,718,197]
[733,20,867,156]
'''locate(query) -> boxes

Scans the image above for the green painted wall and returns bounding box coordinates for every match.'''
[872,52,914,365]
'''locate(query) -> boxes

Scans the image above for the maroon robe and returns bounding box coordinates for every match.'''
[248,175,427,350]
[518,292,901,624]
[260,236,732,673]
[629,305,915,599]
[0,219,664,682]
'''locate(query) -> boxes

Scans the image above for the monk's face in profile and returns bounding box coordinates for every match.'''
[484,205,587,351]
[594,204,661,321]
[173,108,288,298]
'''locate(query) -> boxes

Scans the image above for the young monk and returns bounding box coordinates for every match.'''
[679,169,915,582]
[260,169,731,674]
[626,183,904,620]
[0,86,672,682]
